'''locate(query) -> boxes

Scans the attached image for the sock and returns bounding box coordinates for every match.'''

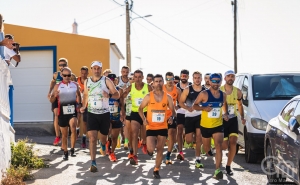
[91,160,96,166]
[166,151,171,158]
[101,143,106,151]
[226,165,231,170]
[125,138,129,144]
[196,156,201,161]
[179,151,183,154]
[83,134,86,137]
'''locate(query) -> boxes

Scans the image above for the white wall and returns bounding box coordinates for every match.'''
[110,47,120,76]
[9,50,53,122]
[0,59,15,180]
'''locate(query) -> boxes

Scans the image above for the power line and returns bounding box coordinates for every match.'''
[131,10,233,69]
[61,6,122,32]
[80,15,123,33]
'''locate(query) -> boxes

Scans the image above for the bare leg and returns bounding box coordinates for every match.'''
[69,118,77,148]
[88,130,98,160]
[177,124,184,152]
[212,132,224,169]
[53,108,60,137]
[195,128,202,158]
[130,120,140,155]
[167,128,176,152]
[60,127,68,152]
[227,136,237,166]
[111,128,121,153]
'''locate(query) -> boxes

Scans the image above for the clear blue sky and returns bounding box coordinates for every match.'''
[2,0,300,76]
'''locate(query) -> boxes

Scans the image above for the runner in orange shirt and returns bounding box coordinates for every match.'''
[138,74,176,179]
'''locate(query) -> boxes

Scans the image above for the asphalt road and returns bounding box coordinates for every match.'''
[14,135,282,185]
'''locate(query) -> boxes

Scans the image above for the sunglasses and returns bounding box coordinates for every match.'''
[211,79,220,84]
[62,74,71,77]
[166,77,174,81]
[59,64,67,67]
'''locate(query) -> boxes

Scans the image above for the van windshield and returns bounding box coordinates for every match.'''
[252,74,300,100]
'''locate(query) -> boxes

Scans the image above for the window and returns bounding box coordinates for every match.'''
[293,100,300,124]
[281,101,298,122]
[252,74,300,100]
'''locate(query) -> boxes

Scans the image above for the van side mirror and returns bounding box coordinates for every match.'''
[288,117,299,134]
[242,91,248,106]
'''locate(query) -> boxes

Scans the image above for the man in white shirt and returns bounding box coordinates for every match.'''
[4,34,21,66]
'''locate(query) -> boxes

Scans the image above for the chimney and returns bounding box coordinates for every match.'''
[72,19,78,34]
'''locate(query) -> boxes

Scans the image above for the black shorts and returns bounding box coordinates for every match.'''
[146,129,168,137]
[87,112,110,135]
[185,115,201,134]
[130,112,147,125]
[125,115,131,121]
[82,108,88,122]
[51,99,58,111]
[200,125,224,138]
[58,114,77,127]
[111,120,123,129]
[176,113,185,125]
[223,116,238,140]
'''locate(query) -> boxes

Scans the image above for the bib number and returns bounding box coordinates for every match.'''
[152,113,165,123]
[135,98,143,106]
[228,105,235,115]
[93,100,102,109]
[208,108,221,118]
[109,105,118,113]
[63,105,75,115]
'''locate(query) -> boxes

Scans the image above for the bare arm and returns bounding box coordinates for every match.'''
[121,85,131,116]
[138,94,150,125]
[48,72,57,98]
[11,54,21,62]
[50,84,59,103]
[75,83,82,104]
[179,87,193,112]
[148,84,153,92]
[193,91,212,112]
[175,88,181,110]
[81,79,88,110]
[222,92,229,121]
[106,78,120,99]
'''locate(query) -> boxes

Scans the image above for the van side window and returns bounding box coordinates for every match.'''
[241,76,249,106]
[281,101,298,122]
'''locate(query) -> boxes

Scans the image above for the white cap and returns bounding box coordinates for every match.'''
[91,61,102,68]
[224,70,235,76]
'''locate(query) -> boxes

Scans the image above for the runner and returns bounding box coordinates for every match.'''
[48,58,69,146]
[106,73,124,162]
[138,74,176,179]
[162,72,181,164]
[146,73,154,86]
[179,71,205,168]
[50,67,81,160]
[80,61,120,172]
[175,69,192,160]
[174,76,180,85]
[202,73,211,90]
[193,73,229,180]
[220,70,245,175]
[77,66,89,148]
[121,69,152,165]
[120,72,134,151]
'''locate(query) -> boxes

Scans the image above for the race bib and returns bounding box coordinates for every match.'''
[109,105,118,113]
[92,100,102,109]
[228,105,235,115]
[208,108,221,118]
[126,104,132,116]
[62,105,75,115]
[135,98,143,106]
[152,112,165,123]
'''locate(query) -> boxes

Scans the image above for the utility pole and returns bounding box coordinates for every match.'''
[126,0,132,69]
[232,0,237,73]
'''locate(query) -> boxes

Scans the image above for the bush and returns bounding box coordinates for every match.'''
[1,139,46,184]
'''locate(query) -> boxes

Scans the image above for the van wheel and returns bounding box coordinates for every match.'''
[244,131,258,163]
[264,142,286,183]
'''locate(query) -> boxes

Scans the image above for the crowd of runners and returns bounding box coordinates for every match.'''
[48,58,245,180]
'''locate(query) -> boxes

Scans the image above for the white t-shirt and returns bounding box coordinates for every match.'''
[4,47,16,61]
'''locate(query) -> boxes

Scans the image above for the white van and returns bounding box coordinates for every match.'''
[233,72,300,163]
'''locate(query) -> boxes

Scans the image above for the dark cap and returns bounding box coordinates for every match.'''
[210,73,221,80]
[107,73,117,79]
[174,75,180,80]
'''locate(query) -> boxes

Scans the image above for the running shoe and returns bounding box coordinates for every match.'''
[177,152,184,160]
[124,143,129,150]
[109,152,117,162]
[128,149,134,159]
[63,151,68,160]
[195,160,204,168]
[90,164,98,173]
[172,143,178,153]
[130,155,138,165]
[164,156,172,165]
[153,170,160,179]
[213,169,223,180]
[142,144,147,154]
[226,166,233,176]
[99,143,106,156]
[53,137,61,146]
[70,148,76,157]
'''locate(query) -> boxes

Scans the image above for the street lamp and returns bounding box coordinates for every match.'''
[135,56,142,70]
[126,1,152,69]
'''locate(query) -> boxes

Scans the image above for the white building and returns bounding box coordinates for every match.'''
[110,43,124,76]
